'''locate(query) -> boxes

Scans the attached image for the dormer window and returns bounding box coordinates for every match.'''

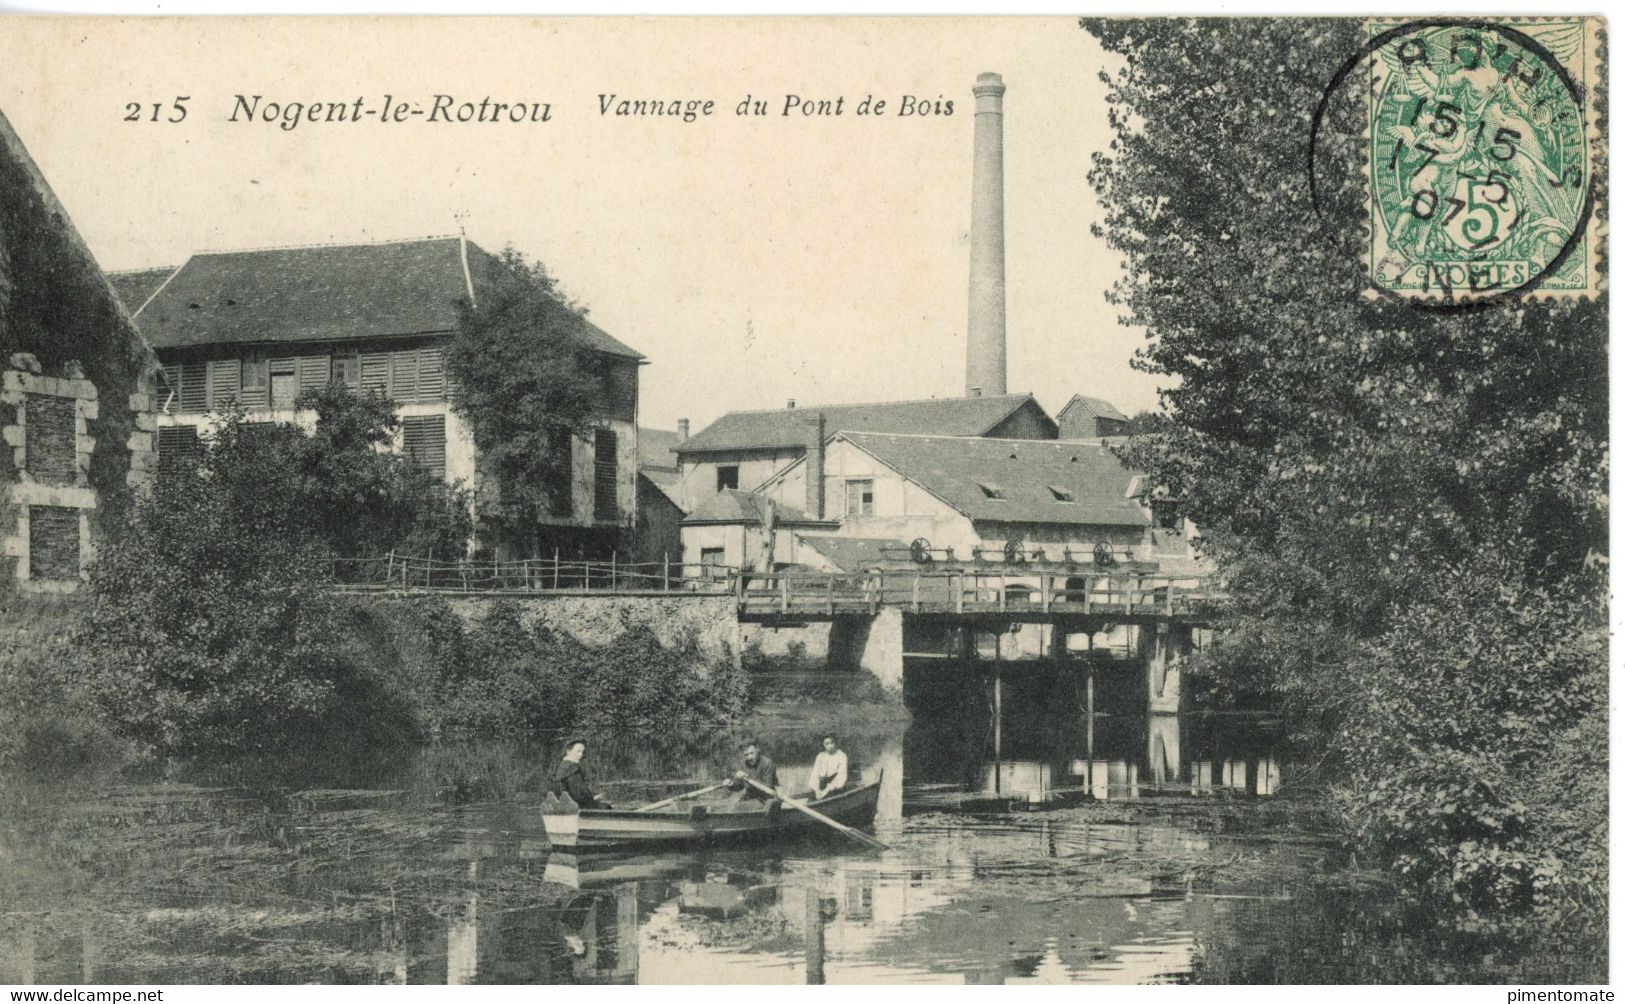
[1048,485,1074,503]
[978,482,1004,500]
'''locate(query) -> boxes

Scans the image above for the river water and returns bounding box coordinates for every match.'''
[0,670,1602,984]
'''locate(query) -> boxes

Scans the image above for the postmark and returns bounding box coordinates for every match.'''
[1364,18,1601,302]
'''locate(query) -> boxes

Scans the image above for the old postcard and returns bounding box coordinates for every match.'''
[0,15,1607,989]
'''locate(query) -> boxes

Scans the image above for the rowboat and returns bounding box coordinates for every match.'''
[540,776,883,850]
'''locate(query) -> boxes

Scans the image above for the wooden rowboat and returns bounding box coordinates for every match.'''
[540,776,883,850]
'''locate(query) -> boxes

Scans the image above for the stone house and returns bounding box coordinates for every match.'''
[111,237,645,559]
[0,109,161,593]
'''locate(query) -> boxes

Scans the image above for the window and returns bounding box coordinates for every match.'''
[844,479,874,516]
[417,346,446,400]
[297,355,331,396]
[24,395,75,486]
[593,428,619,522]
[28,505,80,581]
[360,353,390,396]
[716,465,739,492]
[240,357,269,409]
[172,363,207,413]
[390,350,419,402]
[547,426,574,517]
[333,353,359,389]
[206,358,241,409]
[269,358,298,409]
[402,415,446,480]
[157,425,201,477]
[1048,485,1074,502]
[977,482,1005,500]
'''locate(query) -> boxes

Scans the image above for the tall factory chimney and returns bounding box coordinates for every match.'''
[966,71,1007,398]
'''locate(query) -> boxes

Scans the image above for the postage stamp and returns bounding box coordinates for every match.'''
[1365,18,1602,302]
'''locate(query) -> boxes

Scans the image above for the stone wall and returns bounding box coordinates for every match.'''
[442,592,741,668]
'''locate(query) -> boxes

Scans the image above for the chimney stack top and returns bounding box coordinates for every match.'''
[677,418,689,441]
[787,398,796,409]
[973,72,1006,95]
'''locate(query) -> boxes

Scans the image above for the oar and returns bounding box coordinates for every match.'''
[633,780,732,813]
[744,778,887,850]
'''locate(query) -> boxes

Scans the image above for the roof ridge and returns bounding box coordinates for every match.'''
[187,234,464,257]
[842,430,1108,447]
[704,391,1034,419]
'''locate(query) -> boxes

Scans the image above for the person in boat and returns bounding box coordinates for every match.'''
[551,738,611,809]
[808,733,849,801]
[729,739,779,802]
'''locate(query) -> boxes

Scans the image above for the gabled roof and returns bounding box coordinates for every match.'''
[677,393,1053,455]
[682,489,835,526]
[107,266,176,315]
[796,535,914,572]
[638,468,685,511]
[839,432,1150,527]
[121,237,643,359]
[638,427,681,471]
[1057,393,1130,424]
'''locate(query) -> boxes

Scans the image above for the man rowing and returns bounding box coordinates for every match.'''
[808,733,848,801]
[729,738,779,802]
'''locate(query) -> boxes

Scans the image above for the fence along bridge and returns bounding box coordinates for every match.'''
[332,554,1225,626]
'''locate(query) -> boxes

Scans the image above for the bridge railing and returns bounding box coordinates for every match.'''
[740,569,1227,619]
[331,554,741,594]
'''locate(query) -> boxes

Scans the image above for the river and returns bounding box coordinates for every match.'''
[0,669,1602,984]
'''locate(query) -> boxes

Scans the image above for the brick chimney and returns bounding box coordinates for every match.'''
[966,71,1007,398]
[805,411,826,519]
[677,418,689,441]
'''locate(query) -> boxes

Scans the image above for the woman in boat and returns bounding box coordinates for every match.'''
[551,738,611,809]
[808,733,848,801]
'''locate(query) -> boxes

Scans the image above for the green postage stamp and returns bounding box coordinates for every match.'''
[1366,18,1602,302]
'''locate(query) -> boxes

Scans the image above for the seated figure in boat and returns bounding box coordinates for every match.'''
[729,739,779,802]
[808,733,848,801]
[551,738,612,809]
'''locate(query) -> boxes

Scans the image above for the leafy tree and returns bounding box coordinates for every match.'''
[1084,18,1606,922]
[446,247,608,555]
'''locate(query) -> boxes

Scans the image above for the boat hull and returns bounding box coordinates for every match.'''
[543,781,882,849]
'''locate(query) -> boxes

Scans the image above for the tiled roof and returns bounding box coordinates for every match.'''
[683,489,831,526]
[638,427,681,471]
[126,237,642,359]
[840,432,1150,528]
[796,535,915,572]
[639,469,685,511]
[1058,393,1130,424]
[107,266,176,315]
[677,394,1050,454]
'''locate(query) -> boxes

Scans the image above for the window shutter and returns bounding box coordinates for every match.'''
[207,359,240,409]
[297,355,331,395]
[593,428,619,522]
[238,359,268,410]
[157,425,201,476]
[417,346,445,400]
[177,363,207,413]
[390,350,419,403]
[402,415,446,480]
[360,353,390,397]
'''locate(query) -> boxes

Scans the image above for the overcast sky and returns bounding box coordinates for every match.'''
[0,17,1164,431]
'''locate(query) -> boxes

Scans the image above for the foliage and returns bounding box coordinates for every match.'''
[1084,17,1607,920]
[445,247,607,551]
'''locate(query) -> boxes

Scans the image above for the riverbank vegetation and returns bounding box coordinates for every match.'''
[1084,17,1606,935]
[0,390,747,769]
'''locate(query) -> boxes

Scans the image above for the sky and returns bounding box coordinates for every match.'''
[0,17,1164,432]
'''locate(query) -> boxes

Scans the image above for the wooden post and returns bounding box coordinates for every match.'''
[611,551,617,591]
[780,573,790,614]
[955,572,965,615]
[912,574,920,613]
[1126,574,1136,614]
[1082,574,1092,615]
[805,890,828,985]
[872,571,883,614]
[826,574,835,616]
[1041,573,1051,614]
[553,549,560,591]
[663,553,670,591]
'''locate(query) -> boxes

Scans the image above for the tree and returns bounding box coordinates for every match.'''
[1084,18,1606,921]
[446,247,607,556]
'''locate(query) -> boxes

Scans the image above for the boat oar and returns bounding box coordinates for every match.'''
[744,778,887,850]
[633,780,732,813]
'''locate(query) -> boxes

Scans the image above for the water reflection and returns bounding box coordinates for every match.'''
[0,683,1593,984]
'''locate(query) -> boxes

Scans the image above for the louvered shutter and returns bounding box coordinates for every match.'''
[402,415,446,480]
[417,346,445,400]
[157,425,201,476]
[177,363,207,413]
[297,355,331,395]
[238,359,268,410]
[593,428,619,522]
[390,350,419,403]
[360,353,390,397]
[207,359,240,409]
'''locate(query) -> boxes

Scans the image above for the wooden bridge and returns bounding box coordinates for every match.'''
[331,554,1224,625]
